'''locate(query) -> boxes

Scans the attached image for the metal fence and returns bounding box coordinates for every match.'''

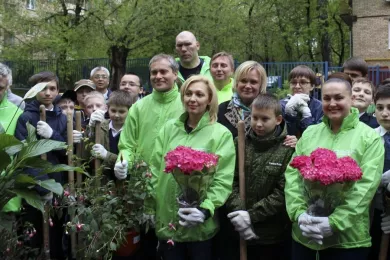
[3,58,390,92]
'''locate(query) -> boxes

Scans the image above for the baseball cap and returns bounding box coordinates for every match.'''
[74,79,95,91]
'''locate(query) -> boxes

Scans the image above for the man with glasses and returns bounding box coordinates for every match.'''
[119,73,143,102]
[90,66,111,101]
[280,65,323,137]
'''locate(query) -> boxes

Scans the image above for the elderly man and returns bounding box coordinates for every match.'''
[0,63,25,110]
[115,54,183,260]
[175,31,212,84]
[119,73,143,101]
[210,51,235,104]
[90,66,111,101]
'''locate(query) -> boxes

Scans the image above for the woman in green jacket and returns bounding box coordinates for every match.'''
[149,75,235,260]
[285,78,384,259]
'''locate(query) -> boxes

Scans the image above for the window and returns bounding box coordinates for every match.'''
[26,0,35,10]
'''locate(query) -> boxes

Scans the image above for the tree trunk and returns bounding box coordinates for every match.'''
[318,0,332,65]
[109,45,130,91]
[306,0,315,61]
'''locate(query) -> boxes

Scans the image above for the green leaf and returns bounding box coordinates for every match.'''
[90,219,99,231]
[23,82,49,100]
[35,179,63,195]
[18,139,67,159]
[5,144,24,156]
[15,174,36,184]
[12,189,44,212]
[0,133,23,151]
[0,150,11,173]
[26,122,37,143]
[110,242,117,251]
[37,164,85,176]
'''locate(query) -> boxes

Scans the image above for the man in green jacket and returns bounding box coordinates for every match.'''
[114,54,183,259]
[175,31,213,84]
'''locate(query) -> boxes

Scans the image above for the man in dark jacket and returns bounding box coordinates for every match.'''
[15,71,67,259]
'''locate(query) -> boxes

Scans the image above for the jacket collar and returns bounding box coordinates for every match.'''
[248,120,287,149]
[322,107,360,132]
[175,111,211,133]
[151,86,179,103]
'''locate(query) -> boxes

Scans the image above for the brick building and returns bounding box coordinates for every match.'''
[349,0,390,66]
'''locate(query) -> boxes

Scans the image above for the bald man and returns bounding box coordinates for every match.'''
[175,31,213,84]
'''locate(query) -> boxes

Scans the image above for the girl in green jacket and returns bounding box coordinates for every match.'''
[150,75,235,260]
[285,78,384,260]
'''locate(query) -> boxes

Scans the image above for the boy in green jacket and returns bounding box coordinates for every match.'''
[226,93,294,260]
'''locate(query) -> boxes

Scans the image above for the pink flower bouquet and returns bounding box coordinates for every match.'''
[290,148,362,216]
[164,146,219,208]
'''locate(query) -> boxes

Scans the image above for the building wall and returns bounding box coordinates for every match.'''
[353,0,390,67]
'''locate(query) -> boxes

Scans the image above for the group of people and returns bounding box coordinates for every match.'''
[1,30,390,260]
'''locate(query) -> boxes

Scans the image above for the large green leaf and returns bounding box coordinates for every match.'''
[14,174,36,184]
[26,122,37,143]
[0,150,11,173]
[5,144,24,156]
[12,189,44,212]
[23,82,49,100]
[20,157,54,170]
[0,133,23,151]
[35,179,64,195]
[37,164,85,176]
[18,139,67,160]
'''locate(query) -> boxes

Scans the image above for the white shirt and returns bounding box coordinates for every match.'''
[109,120,122,137]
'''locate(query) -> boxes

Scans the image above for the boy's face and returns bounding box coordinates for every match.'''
[351,82,373,112]
[58,100,75,115]
[289,76,313,95]
[343,69,363,81]
[36,81,59,109]
[375,98,390,131]
[85,97,107,117]
[108,105,129,127]
[76,86,92,107]
[250,107,282,137]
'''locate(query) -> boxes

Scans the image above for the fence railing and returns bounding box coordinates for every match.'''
[3,58,390,91]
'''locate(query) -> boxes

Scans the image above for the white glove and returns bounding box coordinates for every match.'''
[73,130,82,144]
[37,121,53,139]
[299,104,312,119]
[41,192,53,204]
[381,214,390,234]
[114,160,128,180]
[227,210,251,232]
[285,94,310,117]
[298,212,313,225]
[178,208,205,227]
[299,224,324,245]
[89,109,105,127]
[92,144,108,159]
[239,227,258,240]
[309,216,333,238]
[381,170,390,188]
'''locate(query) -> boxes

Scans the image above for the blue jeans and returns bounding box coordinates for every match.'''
[292,240,369,260]
[159,239,212,260]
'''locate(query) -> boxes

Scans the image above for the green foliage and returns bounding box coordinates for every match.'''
[60,156,153,259]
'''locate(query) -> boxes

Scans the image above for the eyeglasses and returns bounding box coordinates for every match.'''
[290,81,311,87]
[94,74,108,80]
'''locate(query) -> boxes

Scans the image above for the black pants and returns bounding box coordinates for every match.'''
[159,239,212,260]
[368,208,390,260]
[139,228,158,260]
[292,240,369,260]
[247,241,290,260]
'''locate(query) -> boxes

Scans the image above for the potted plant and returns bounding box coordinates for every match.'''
[62,156,153,259]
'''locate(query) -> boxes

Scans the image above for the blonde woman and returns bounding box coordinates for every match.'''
[150,75,235,260]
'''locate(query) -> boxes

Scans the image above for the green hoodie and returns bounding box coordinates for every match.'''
[149,111,235,242]
[285,107,384,250]
[118,86,183,166]
[176,56,213,84]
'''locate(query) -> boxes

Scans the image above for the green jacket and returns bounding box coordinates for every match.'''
[118,86,183,166]
[1,93,23,212]
[226,122,294,245]
[176,56,213,84]
[150,112,235,242]
[285,107,384,250]
[216,78,233,104]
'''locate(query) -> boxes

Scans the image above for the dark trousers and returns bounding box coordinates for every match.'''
[368,208,390,260]
[247,241,290,260]
[292,240,369,260]
[139,228,158,260]
[159,239,212,260]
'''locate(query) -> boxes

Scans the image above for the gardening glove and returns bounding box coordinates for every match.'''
[381,214,390,234]
[239,227,258,240]
[41,192,53,205]
[309,216,333,238]
[299,223,324,242]
[37,121,53,139]
[298,103,312,119]
[227,210,252,232]
[114,160,128,180]
[285,94,310,117]
[89,109,105,127]
[298,212,313,225]
[283,135,297,148]
[178,208,205,227]
[92,144,108,159]
[72,130,82,144]
[381,170,390,188]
